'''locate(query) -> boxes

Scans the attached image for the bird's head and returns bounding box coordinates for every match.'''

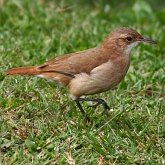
[103,27,157,55]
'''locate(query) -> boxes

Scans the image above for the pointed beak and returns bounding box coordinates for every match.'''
[140,36,157,44]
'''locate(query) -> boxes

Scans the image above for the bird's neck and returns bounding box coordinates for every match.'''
[100,41,131,61]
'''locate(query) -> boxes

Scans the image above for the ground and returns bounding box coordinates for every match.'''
[0,0,164,164]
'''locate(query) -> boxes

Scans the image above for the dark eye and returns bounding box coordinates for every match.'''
[126,36,133,41]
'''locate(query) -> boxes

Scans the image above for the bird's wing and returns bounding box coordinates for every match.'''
[37,47,110,75]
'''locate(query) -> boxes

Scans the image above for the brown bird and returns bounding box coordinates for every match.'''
[5,27,156,121]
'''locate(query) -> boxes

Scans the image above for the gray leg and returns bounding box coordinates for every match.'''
[76,97,110,115]
[75,100,90,123]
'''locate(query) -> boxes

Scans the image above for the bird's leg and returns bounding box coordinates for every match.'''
[75,100,90,123]
[77,98,110,115]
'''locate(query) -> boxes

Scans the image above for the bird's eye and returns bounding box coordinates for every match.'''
[126,36,133,41]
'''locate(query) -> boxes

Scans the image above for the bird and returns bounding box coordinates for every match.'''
[5,27,156,121]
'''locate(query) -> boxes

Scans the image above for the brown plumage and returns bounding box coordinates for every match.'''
[5,27,156,121]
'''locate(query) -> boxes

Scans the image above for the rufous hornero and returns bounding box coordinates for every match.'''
[5,27,156,122]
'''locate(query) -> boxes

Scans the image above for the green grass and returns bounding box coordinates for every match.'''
[0,0,165,164]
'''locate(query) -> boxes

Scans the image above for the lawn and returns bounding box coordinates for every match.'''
[0,0,164,164]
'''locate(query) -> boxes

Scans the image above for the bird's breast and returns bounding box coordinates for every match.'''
[69,57,130,99]
[90,58,130,89]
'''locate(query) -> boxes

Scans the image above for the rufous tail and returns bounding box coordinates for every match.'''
[5,66,39,75]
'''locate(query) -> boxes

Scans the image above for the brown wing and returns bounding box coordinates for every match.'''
[38,47,109,73]
[36,47,110,85]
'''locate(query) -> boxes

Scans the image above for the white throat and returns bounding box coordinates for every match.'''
[125,42,139,55]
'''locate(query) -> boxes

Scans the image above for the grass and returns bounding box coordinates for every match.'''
[0,0,165,164]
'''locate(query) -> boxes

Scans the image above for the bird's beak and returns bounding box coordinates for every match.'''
[140,36,157,44]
